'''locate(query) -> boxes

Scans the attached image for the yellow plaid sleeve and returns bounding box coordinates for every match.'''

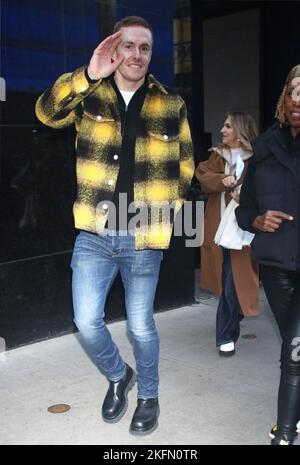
[35,66,101,129]
[179,102,194,199]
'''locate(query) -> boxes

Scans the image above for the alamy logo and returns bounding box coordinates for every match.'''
[0,337,6,362]
[292,77,300,103]
[0,77,6,101]
[95,194,204,247]
[291,337,300,362]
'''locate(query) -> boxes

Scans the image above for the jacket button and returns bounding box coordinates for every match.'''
[102,204,108,211]
[163,134,169,140]
[96,115,102,121]
[113,154,118,160]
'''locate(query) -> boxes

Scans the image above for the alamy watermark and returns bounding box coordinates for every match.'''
[96,194,204,247]
[292,77,300,103]
[0,77,6,101]
[291,337,300,362]
[0,337,6,362]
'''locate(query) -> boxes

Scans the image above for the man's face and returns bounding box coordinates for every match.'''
[114,26,153,88]
[284,80,300,134]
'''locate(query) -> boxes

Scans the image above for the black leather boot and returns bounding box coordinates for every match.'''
[269,423,298,442]
[102,364,136,423]
[130,398,160,435]
[271,432,295,445]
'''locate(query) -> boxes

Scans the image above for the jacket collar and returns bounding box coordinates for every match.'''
[106,73,168,95]
[257,122,296,175]
[147,74,168,95]
[210,146,252,163]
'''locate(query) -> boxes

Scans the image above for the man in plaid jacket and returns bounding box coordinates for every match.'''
[36,15,194,435]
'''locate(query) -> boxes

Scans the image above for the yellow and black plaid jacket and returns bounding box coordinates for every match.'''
[36,67,194,249]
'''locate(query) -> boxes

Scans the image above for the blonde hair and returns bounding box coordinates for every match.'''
[211,112,257,154]
[276,65,300,126]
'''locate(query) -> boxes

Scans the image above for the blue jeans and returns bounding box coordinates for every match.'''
[216,248,243,346]
[71,231,163,399]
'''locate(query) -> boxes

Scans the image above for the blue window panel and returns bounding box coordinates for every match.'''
[2,0,100,92]
[3,1,64,46]
[2,0,174,91]
[3,46,88,92]
[3,0,99,48]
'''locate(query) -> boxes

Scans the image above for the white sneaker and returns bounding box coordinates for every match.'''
[297,420,300,434]
[220,342,235,352]
[219,342,235,356]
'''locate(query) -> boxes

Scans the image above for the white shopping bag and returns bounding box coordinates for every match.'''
[214,199,255,250]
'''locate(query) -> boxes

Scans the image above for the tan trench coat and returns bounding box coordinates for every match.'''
[195,150,260,317]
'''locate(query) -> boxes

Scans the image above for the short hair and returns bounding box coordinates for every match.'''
[113,16,153,38]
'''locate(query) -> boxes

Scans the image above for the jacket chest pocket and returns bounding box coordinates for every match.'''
[83,108,115,122]
[145,131,179,162]
[81,110,120,146]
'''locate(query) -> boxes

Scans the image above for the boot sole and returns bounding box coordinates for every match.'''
[269,431,299,441]
[102,370,136,424]
[129,406,160,436]
[219,349,235,357]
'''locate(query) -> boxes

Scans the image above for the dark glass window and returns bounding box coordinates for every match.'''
[0,0,174,263]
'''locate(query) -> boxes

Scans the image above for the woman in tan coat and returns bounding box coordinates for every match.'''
[195,112,260,356]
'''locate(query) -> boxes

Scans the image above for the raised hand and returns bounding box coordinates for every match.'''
[252,210,293,233]
[87,31,125,80]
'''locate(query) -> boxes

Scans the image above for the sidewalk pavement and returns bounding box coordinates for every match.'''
[1,287,298,445]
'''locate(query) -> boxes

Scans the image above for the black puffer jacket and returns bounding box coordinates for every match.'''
[236,122,300,270]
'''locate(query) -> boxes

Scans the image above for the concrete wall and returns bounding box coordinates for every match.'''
[203,9,260,145]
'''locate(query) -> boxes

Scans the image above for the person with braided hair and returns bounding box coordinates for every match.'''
[236,65,300,445]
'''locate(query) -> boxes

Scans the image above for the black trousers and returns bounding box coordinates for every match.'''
[260,265,300,437]
[216,249,243,346]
